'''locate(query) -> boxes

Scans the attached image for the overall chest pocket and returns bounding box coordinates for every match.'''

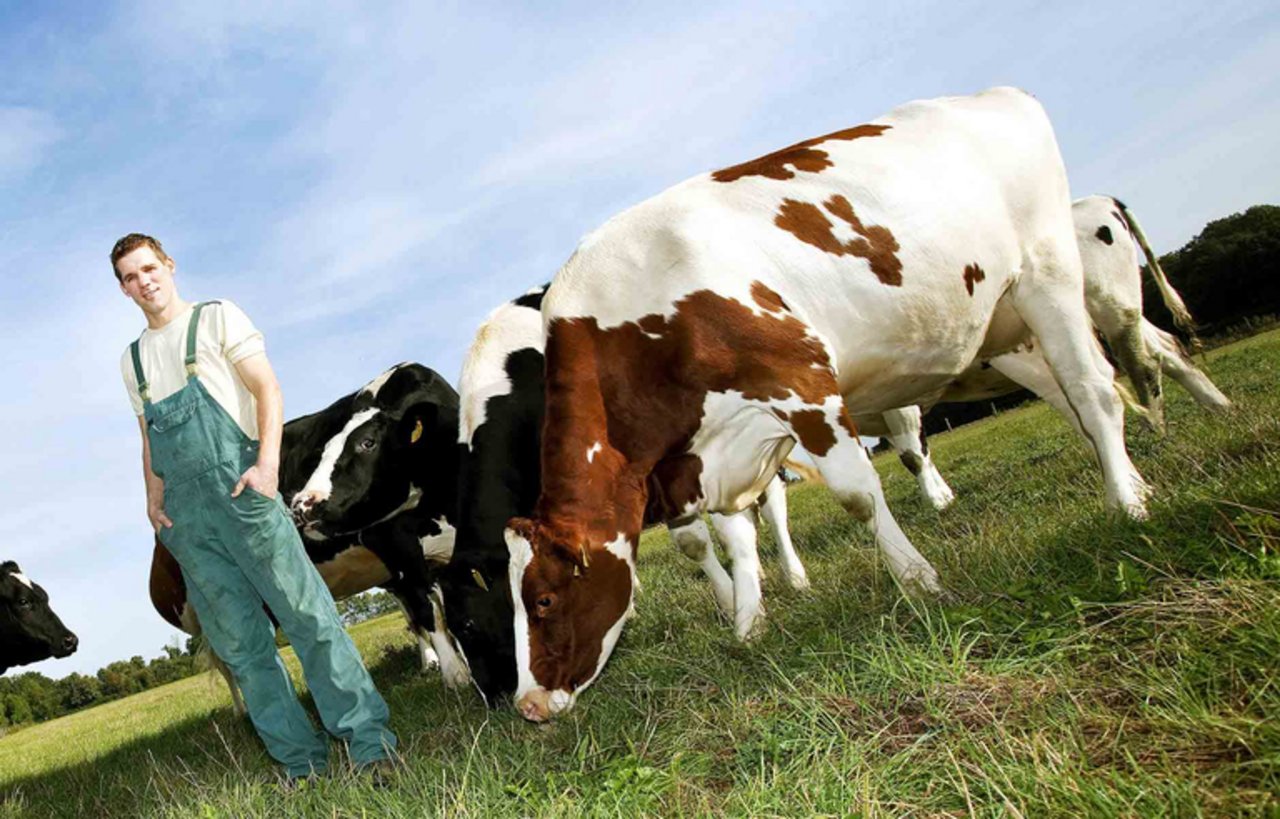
[149,402,198,433]
[148,402,208,480]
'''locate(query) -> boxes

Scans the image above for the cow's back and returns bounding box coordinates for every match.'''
[545,87,1073,413]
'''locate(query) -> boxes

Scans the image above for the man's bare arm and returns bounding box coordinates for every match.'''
[232,351,284,499]
[138,415,173,532]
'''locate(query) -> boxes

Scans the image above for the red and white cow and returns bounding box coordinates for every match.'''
[505,87,1150,722]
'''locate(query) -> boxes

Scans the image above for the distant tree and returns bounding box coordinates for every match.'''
[1144,204,1280,333]
[5,693,33,725]
[336,590,400,625]
[56,673,102,710]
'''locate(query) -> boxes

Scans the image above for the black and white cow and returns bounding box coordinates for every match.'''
[435,286,805,706]
[150,362,465,708]
[1,562,78,674]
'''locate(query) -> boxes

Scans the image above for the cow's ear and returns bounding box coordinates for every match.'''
[550,539,591,573]
[399,403,438,446]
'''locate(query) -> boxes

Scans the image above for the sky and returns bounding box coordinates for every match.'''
[2,1,1277,678]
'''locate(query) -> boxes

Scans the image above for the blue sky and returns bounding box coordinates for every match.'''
[2,1,1277,678]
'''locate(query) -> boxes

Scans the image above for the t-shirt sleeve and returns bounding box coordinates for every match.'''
[216,300,267,364]
[120,346,144,416]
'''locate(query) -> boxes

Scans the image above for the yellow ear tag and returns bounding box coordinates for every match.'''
[471,569,489,591]
[411,418,424,444]
[573,566,581,577]
[580,544,590,568]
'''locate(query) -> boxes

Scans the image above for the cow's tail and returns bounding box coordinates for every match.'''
[1114,198,1198,340]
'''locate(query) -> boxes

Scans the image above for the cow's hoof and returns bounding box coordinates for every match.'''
[901,567,943,600]
[735,611,767,642]
[784,570,811,592]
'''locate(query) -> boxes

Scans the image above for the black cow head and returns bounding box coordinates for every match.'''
[0,562,78,673]
[291,401,442,540]
[439,554,516,705]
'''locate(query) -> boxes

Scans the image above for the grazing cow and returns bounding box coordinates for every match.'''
[868,196,1231,511]
[505,87,1151,721]
[0,562,78,674]
[150,362,466,708]
[437,286,806,705]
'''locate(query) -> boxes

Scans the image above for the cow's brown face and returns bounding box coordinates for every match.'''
[504,518,634,722]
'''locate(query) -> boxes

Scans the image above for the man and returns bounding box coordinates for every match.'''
[114,233,398,782]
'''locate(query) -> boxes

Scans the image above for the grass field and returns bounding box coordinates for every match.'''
[2,330,1278,818]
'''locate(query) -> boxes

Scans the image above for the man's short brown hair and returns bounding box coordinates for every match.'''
[111,234,171,281]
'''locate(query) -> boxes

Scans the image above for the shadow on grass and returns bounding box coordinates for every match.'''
[0,634,485,817]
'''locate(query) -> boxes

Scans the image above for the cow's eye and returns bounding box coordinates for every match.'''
[534,594,556,616]
[357,439,377,453]
[17,598,32,610]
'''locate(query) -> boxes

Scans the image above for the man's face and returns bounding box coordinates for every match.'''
[116,246,177,316]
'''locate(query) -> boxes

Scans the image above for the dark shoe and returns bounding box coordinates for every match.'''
[357,757,400,789]
[279,769,326,792]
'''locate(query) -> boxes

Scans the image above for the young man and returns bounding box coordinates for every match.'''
[114,233,398,781]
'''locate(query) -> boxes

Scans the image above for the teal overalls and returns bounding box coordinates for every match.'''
[132,302,397,777]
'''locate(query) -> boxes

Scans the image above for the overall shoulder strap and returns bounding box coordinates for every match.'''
[130,338,150,404]
[183,302,216,378]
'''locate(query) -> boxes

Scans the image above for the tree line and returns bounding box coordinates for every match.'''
[924,203,1279,435]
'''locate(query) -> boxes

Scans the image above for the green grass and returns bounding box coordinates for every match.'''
[3,330,1279,817]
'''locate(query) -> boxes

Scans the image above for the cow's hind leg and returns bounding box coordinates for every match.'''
[882,406,955,510]
[1011,239,1149,518]
[1142,320,1232,410]
[1104,314,1165,432]
[758,475,809,590]
[668,518,735,617]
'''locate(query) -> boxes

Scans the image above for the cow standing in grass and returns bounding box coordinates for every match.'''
[438,286,806,705]
[504,87,1152,722]
[0,562,78,674]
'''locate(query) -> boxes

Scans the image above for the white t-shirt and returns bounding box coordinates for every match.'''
[120,300,267,439]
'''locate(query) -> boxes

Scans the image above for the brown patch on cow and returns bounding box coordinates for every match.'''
[790,409,836,456]
[1095,225,1114,245]
[963,263,986,296]
[899,451,925,476]
[315,545,392,599]
[775,195,903,286]
[645,454,704,522]
[149,539,186,631]
[517,283,846,692]
[712,124,891,184]
[750,281,789,312]
[837,410,858,439]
